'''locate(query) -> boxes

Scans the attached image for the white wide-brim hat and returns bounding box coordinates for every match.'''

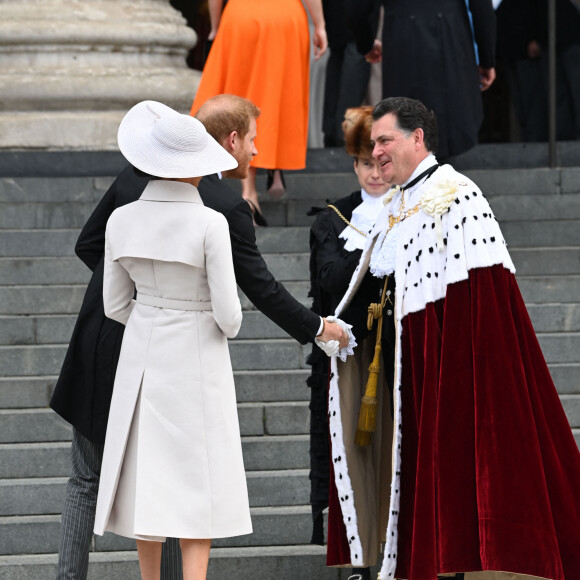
[117,100,238,178]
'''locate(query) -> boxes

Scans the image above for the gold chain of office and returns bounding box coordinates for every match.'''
[327,204,369,237]
[387,203,422,230]
[328,195,422,238]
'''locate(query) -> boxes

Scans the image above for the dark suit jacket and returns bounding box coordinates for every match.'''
[50,166,320,444]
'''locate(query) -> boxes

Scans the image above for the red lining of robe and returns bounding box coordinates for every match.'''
[327,265,580,579]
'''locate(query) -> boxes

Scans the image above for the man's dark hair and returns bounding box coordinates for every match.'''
[372,97,438,154]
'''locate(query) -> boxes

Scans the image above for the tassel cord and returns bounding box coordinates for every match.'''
[355,276,389,446]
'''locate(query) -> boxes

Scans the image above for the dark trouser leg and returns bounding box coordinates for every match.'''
[323,44,346,146]
[332,42,371,141]
[509,58,547,142]
[56,428,104,580]
[161,537,183,580]
[560,43,580,140]
[57,429,185,579]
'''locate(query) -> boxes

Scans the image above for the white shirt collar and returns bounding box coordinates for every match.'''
[401,153,438,198]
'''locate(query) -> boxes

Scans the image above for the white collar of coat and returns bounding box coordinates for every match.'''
[139,179,203,204]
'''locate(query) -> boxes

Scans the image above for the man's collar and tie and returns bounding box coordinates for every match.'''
[398,153,439,198]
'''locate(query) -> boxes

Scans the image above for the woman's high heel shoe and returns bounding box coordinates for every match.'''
[245,199,268,227]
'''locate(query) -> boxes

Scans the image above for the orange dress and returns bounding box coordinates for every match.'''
[191,0,310,170]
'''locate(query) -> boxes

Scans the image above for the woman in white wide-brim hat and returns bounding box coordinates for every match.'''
[93,101,251,580]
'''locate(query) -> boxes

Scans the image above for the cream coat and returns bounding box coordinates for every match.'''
[93,180,251,541]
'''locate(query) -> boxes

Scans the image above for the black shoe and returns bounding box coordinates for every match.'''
[245,199,268,227]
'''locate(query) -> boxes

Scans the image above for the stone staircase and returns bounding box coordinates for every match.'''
[0,145,579,579]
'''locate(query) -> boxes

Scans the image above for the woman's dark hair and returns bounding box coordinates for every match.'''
[372,97,438,154]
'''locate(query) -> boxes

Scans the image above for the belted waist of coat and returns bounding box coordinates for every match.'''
[136,294,212,311]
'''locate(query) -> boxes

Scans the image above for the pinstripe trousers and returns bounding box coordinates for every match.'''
[56,428,183,579]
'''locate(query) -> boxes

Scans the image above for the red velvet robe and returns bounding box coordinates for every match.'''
[326,165,580,580]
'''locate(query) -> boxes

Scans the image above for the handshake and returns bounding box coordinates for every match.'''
[315,316,352,357]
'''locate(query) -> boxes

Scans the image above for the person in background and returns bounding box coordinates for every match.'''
[321,0,375,148]
[307,106,391,580]
[495,0,545,141]
[536,0,580,140]
[349,0,497,161]
[190,0,328,225]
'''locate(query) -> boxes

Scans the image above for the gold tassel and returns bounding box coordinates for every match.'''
[355,277,389,447]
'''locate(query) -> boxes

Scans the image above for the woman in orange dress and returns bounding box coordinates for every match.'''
[191,0,327,225]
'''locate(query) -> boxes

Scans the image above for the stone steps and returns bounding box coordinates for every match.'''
[1,153,579,577]
[3,302,580,346]
[0,310,300,345]
[0,401,311,443]
[3,167,576,202]
[235,167,580,200]
[0,329,577,373]
[1,391,579,446]
[1,219,580,260]
[0,339,309,376]
[0,361,576,403]
[0,202,98,229]
[2,169,580,230]
[6,188,578,230]
[3,275,579,315]
[0,545,358,580]
[549,364,580,395]
[0,229,80,257]
[0,436,310,479]
[0,505,316,555]
[0,283,308,315]
[1,246,579,285]
[0,276,578,314]
[0,369,311,409]
[0,469,311,517]
[518,275,580,304]
[258,194,580,228]
[1,142,580,177]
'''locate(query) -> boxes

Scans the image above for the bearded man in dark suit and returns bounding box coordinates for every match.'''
[50,94,348,580]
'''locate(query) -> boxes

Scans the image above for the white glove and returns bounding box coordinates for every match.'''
[315,316,357,359]
[327,315,357,361]
[314,337,341,357]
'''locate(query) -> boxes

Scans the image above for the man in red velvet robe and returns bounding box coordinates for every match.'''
[325,97,580,580]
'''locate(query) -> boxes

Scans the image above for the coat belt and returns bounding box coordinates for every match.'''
[136,294,212,311]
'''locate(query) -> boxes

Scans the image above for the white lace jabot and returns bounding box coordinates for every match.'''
[339,189,390,252]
